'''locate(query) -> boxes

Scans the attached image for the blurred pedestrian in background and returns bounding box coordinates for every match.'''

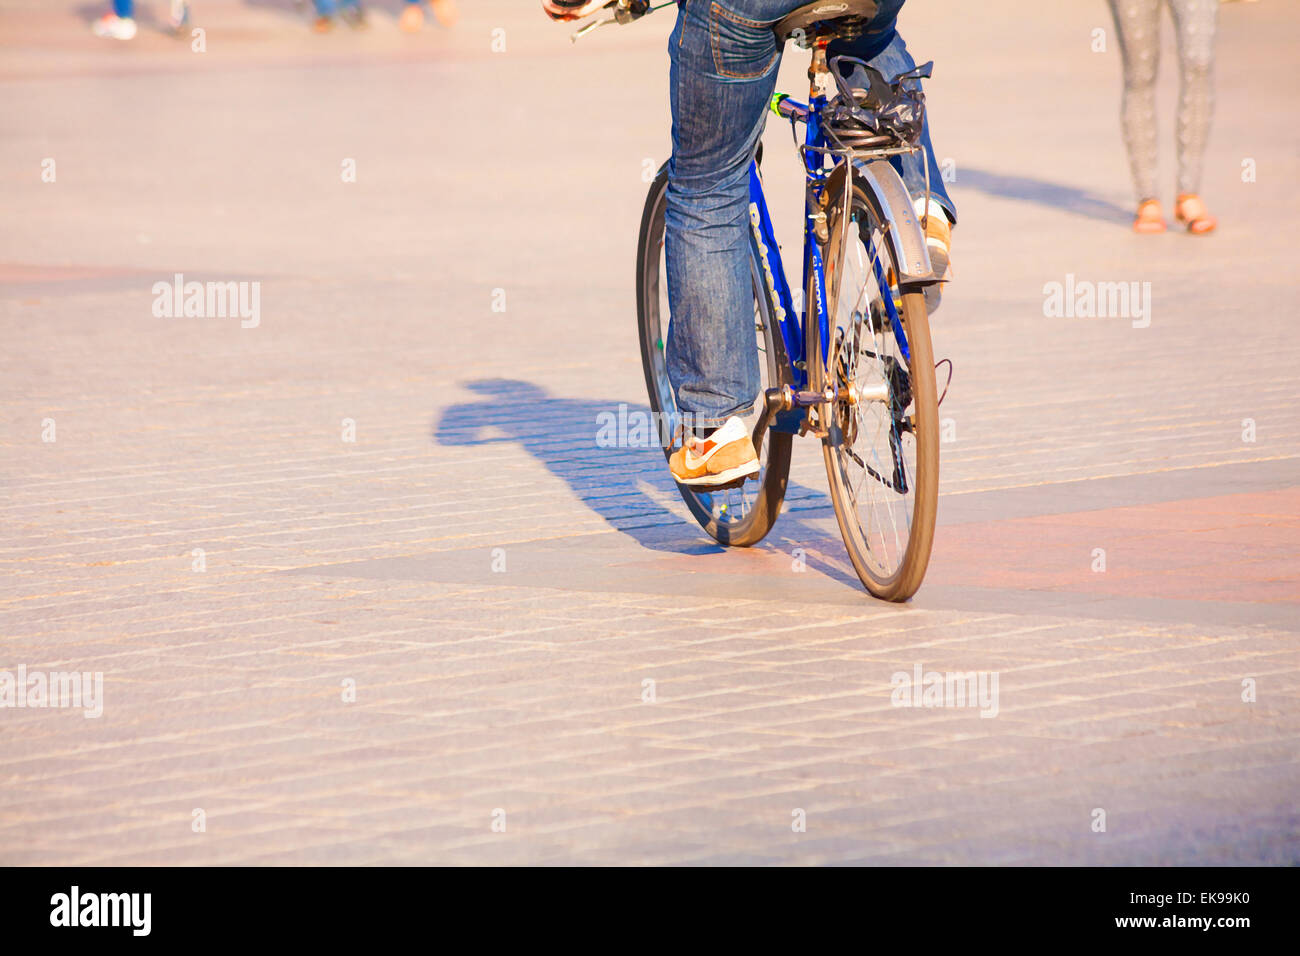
[312,0,368,32]
[93,0,189,39]
[1106,0,1220,234]
[400,0,458,33]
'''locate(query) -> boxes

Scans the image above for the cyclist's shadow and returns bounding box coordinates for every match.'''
[432,378,835,557]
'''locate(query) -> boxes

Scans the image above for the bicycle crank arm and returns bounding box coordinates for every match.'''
[769,385,837,409]
[750,384,806,457]
[751,386,786,459]
[753,384,833,454]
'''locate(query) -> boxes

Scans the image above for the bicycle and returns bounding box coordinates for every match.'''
[570,0,944,601]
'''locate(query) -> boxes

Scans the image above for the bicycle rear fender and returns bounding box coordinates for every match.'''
[850,158,937,287]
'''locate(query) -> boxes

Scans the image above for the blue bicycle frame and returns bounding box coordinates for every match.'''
[746,90,914,403]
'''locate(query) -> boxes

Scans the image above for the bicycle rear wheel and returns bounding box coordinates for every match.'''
[819,166,939,600]
[636,165,792,547]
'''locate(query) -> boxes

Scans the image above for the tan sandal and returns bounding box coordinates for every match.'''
[1175,193,1217,235]
[1133,199,1167,234]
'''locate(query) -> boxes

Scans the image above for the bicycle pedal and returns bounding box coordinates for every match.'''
[707,475,755,491]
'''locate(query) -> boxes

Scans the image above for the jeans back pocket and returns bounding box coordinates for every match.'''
[709,2,779,79]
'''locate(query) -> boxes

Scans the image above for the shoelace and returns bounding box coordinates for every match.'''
[668,422,700,456]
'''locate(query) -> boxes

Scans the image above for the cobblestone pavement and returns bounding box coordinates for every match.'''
[1,0,1297,865]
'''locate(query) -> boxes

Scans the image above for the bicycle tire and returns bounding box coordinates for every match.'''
[635,164,792,547]
[817,165,939,600]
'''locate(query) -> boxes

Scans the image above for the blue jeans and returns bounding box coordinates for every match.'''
[665,0,954,427]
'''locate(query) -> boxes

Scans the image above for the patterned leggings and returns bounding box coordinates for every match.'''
[1106,0,1218,201]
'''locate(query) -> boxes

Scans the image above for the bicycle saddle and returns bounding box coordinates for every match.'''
[773,0,879,46]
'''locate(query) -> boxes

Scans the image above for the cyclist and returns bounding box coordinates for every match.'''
[543,1,955,487]
[311,0,368,31]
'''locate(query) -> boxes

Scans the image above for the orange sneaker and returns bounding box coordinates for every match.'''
[668,416,759,487]
[1175,193,1217,235]
[1133,199,1166,234]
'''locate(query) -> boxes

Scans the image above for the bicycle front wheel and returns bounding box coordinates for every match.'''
[819,167,939,601]
[635,164,792,547]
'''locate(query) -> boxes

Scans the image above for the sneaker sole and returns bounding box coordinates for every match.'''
[924,238,949,313]
[674,460,760,488]
[927,238,948,279]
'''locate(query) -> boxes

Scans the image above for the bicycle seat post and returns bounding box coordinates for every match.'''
[808,40,831,94]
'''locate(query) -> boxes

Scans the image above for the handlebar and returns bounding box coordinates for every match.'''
[569,0,669,42]
[771,93,809,123]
